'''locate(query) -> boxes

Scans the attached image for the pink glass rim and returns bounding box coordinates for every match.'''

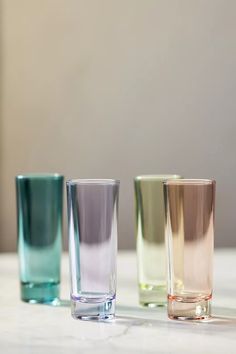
[164,179,215,186]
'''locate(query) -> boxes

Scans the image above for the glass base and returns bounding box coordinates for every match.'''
[21,281,60,304]
[71,297,116,321]
[168,295,211,320]
[139,283,166,307]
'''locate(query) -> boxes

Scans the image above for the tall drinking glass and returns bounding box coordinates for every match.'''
[67,179,119,320]
[164,179,215,320]
[16,174,63,303]
[134,175,182,307]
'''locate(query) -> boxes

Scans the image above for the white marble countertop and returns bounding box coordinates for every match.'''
[0,250,236,354]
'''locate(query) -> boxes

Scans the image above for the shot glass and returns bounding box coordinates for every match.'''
[134,175,182,307]
[164,179,215,320]
[67,179,119,320]
[16,174,63,303]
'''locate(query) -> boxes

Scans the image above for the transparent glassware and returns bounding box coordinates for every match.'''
[16,174,63,304]
[164,179,215,320]
[134,175,182,307]
[67,179,119,320]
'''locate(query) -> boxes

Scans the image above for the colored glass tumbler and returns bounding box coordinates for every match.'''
[16,174,63,303]
[134,175,182,307]
[164,179,215,320]
[67,179,119,320]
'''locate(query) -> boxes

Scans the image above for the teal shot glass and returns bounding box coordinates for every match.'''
[16,173,64,304]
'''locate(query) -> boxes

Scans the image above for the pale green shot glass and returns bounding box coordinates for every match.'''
[16,174,64,304]
[134,174,182,307]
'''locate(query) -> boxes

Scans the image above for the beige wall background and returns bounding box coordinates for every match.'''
[1,0,236,251]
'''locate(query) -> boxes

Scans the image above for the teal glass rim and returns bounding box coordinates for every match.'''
[16,173,63,180]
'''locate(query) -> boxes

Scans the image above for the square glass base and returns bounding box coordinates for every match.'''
[139,283,166,307]
[71,297,116,321]
[168,295,211,320]
[21,281,60,304]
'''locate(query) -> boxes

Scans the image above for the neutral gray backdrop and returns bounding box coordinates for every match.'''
[1,0,236,251]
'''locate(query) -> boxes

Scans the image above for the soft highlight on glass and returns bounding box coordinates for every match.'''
[16,174,63,304]
[134,174,182,307]
[67,179,119,320]
[164,179,215,320]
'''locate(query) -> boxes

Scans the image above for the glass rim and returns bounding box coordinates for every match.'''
[135,174,182,181]
[164,178,215,185]
[16,173,63,180]
[67,178,120,185]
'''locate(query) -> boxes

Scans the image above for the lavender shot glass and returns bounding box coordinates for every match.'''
[67,179,119,320]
